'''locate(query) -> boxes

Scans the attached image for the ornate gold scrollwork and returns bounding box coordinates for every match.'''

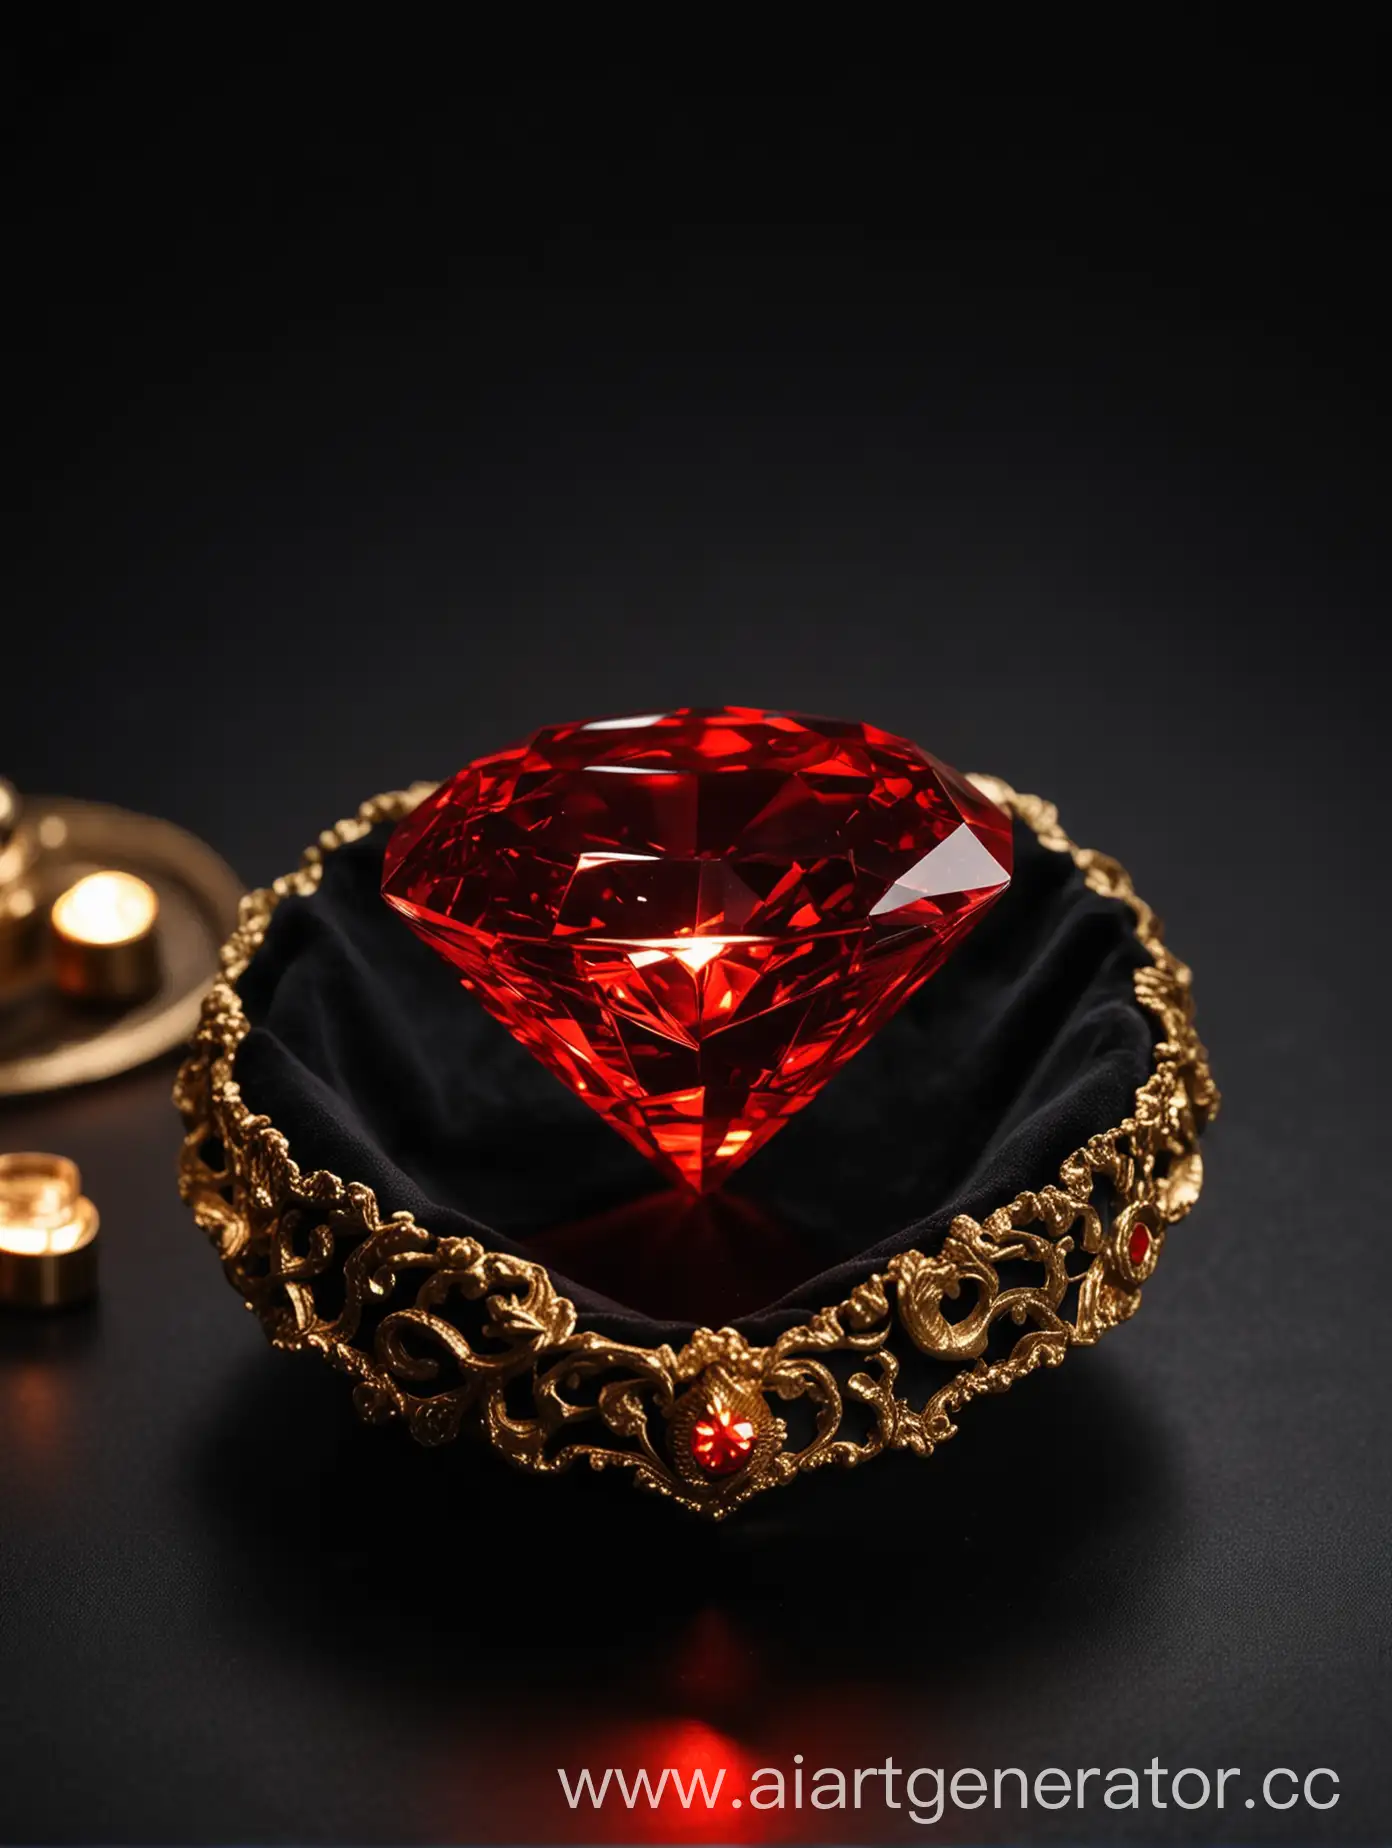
[175,780,1217,1518]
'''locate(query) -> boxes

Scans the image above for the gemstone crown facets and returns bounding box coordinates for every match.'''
[382,708,1012,1191]
[691,1408,757,1475]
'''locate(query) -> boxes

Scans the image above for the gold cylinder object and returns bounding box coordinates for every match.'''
[0,1151,100,1308]
[50,870,162,1003]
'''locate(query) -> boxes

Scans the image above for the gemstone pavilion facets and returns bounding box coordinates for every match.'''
[382,708,1013,1191]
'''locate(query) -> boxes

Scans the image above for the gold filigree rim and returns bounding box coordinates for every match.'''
[174,778,1218,1518]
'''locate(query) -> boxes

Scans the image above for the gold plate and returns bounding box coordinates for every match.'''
[0,799,242,1097]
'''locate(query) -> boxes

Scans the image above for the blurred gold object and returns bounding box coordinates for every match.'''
[0,1152,100,1309]
[51,870,162,1003]
[0,779,46,989]
[0,787,242,1097]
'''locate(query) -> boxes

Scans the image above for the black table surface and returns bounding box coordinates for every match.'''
[4,49,1390,1847]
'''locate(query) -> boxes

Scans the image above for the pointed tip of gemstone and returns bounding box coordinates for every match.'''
[383,709,1012,1189]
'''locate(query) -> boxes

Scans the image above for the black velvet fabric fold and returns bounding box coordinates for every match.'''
[234,821,1153,1343]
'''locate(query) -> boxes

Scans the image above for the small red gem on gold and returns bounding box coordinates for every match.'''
[691,1408,756,1475]
[1128,1225,1151,1266]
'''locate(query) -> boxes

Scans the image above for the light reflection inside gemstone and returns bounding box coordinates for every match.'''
[383,707,1013,1191]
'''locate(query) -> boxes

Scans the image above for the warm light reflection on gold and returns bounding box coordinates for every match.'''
[49,869,161,1004]
[0,1153,99,1305]
[0,1218,91,1258]
[51,870,159,946]
[0,1154,93,1258]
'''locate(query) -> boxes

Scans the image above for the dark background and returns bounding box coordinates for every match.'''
[3,33,1390,1846]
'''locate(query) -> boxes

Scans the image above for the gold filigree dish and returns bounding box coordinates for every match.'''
[175,778,1217,1518]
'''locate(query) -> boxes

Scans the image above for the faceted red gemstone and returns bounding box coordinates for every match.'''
[382,708,1012,1192]
[690,1408,757,1475]
[1128,1225,1152,1266]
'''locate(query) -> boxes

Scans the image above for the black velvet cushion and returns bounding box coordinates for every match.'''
[234,820,1153,1344]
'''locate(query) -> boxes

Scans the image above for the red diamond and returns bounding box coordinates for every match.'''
[382,708,1012,1192]
[691,1408,757,1475]
[1128,1225,1152,1266]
